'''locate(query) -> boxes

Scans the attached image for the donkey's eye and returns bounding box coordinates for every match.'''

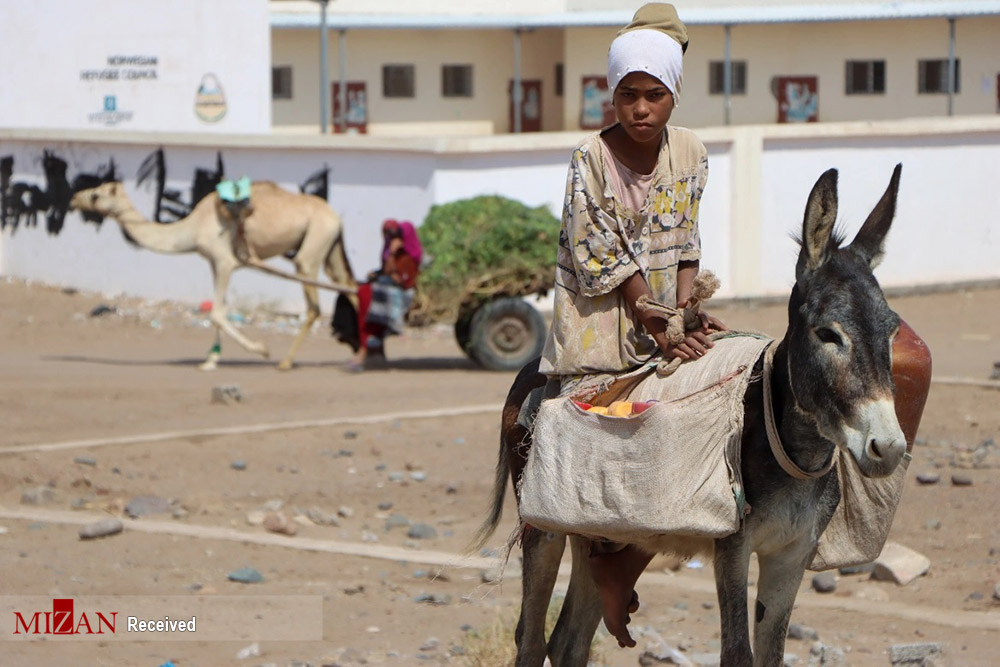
[815,327,844,346]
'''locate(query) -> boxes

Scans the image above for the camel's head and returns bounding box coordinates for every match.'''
[69,181,126,215]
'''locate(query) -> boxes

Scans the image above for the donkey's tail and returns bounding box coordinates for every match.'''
[467,358,545,554]
[469,431,510,553]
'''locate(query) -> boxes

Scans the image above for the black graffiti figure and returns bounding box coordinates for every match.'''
[299,165,330,202]
[136,147,224,222]
[0,151,116,234]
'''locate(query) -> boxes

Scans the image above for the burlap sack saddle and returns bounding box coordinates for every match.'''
[518,332,908,570]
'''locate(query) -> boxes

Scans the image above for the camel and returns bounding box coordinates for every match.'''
[69,181,357,371]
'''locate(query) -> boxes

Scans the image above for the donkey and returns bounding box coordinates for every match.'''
[476,165,930,666]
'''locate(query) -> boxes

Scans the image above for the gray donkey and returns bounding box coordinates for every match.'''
[476,165,929,666]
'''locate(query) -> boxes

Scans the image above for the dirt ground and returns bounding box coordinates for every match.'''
[0,277,998,667]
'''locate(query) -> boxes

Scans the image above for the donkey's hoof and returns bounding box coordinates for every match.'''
[276,359,293,372]
[199,361,218,372]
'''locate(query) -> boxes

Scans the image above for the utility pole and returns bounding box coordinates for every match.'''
[318,0,330,133]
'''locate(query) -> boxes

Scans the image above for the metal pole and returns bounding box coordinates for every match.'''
[947,17,956,116]
[318,0,329,133]
[513,28,522,133]
[338,29,347,132]
[723,25,732,126]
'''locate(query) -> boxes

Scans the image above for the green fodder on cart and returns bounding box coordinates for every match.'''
[411,195,560,325]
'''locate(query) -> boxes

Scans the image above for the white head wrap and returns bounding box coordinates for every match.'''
[607,28,684,105]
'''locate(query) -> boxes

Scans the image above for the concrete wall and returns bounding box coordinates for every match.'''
[2,117,998,314]
[0,0,271,134]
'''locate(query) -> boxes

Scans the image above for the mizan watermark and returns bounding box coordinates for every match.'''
[4,596,321,641]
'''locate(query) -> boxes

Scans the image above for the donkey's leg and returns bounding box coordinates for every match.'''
[548,535,603,667]
[751,546,811,667]
[515,526,566,667]
[714,534,754,667]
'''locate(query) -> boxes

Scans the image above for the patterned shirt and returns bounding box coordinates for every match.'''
[539,125,709,378]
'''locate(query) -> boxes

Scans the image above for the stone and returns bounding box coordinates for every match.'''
[306,507,340,526]
[337,505,354,518]
[808,644,847,666]
[74,457,97,466]
[407,523,437,540]
[385,514,410,530]
[20,486,55,505]
[950,474,973,486]
[872,542,930,585]
[419,637,439,651]
[481,567,503,584]
[263,512,297,536]
[888,642,943,664]
[235,642,261,659]
[640,641,693,665]
[245,511,266,526]
[125,495,171,518]
[787,624,819,641]
[838,563,874,576]
[377,501,393,511]
[811,572,837,593]
[211,384,242,405]
[228,567,264,584]
[915,473,939,485]
[79,519,124,540]
[231,460,247,471]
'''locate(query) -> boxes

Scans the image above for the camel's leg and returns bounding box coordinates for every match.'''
[750,545,810,667]
[201,261,268,371]
[515,526,566,667]
[278,270,322,372]
[324,235,359,310]
[548,535,603,666]
[200,330,223,372]
[714,534,754,667]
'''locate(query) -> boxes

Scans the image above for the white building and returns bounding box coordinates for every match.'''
[269,0,1000,135]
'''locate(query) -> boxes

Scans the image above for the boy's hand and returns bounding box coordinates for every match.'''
[665,329,713,360]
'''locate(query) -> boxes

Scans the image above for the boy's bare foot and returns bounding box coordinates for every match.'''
[588,543,655,648]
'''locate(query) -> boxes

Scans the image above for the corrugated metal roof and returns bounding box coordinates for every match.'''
[270,1,1000,30]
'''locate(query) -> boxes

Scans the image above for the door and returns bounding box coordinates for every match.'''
[508,79,542,133]
[331,81,368,134]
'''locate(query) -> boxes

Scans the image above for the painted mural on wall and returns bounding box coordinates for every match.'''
[580,76,614,130]
[332,81,368,134]
[0,146,331,233]
[775,76,819,123]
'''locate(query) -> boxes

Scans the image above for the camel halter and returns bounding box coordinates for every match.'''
[762,341,837,480]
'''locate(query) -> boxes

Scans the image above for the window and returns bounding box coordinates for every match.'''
[918,59,960,94]
[442,64,473,97]
[845,60,885,95]
[271,66,292,100]
[555,63,564,97]
[383,64,415,98]
[709,61,747,95]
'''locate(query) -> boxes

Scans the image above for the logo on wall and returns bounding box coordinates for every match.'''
[194,73,227,123]
[87,95,134,126]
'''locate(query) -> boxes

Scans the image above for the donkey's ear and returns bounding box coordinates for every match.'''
[849,163,901,269]
[796,168,839,281]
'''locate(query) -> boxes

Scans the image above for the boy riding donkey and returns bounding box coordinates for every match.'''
[516,3,932,651]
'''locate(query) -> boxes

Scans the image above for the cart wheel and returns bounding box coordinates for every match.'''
[454,307,477,360]
[468,297,546,371]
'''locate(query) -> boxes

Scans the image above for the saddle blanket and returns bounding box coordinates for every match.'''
[519,332,772,544]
